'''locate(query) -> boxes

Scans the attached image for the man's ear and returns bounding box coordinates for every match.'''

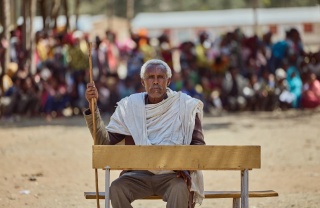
[167,78,171,86]
[141,79,145,87]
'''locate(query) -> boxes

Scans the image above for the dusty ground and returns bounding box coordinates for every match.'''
[0,109,319,208]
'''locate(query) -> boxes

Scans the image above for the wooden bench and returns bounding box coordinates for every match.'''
[84,145,278,208]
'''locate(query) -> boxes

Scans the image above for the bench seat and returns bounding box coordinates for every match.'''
[84,190,278,200]
[86,145,278,208]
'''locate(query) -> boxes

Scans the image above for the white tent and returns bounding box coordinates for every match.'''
[132,6,320,29]
[131,6,320,50]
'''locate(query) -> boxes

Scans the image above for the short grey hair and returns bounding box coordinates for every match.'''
[140,59,172,79]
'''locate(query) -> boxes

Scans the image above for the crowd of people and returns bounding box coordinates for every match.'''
[0,25,320,121]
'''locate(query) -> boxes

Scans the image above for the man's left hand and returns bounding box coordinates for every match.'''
[176,170,191,190]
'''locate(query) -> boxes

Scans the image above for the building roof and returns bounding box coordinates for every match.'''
[131,6,320,29]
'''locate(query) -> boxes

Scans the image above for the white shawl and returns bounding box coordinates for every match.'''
[106,88,205,204]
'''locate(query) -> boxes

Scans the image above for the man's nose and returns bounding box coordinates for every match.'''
[153,77,158,84]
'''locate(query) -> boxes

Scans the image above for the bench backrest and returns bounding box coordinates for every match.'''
[92,145,261,170]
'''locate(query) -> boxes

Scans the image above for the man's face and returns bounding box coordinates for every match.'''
[141,64,171,104]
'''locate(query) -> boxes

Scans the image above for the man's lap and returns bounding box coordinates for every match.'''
[111,170,187,200]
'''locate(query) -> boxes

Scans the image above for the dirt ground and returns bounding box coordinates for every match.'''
[0,109,319,208]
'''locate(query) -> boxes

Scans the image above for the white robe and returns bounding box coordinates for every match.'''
[107,88,205,204]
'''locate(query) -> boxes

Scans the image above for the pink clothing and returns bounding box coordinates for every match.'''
[302,80,320,108]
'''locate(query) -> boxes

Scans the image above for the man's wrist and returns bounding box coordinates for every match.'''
[84,108,92,115]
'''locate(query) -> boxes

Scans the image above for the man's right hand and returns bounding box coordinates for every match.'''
[86,82,98,112]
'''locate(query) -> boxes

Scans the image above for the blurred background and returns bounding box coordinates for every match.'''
[0,0,320,121]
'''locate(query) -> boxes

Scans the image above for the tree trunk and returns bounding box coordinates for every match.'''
[75,0,81,30]
[62,0,69,31]
[10,0,16,28]
[107,0,115,30]
[39,0,48,30]
[252,0,258,35]
[29,0,37,74]
[126,0,134,30]
[22,0,30,52]
[0,0,3,92]
[2,0,11,71]
[22,0,27,52]
[50,0,61,30]
[1,0,11,93]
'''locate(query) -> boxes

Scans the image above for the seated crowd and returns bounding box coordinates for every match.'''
[0,26,320,121]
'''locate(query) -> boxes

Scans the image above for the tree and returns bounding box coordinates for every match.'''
[30,0,37,74]
[75,0,81,29]
[126,0,134,29]
[62,0,70,31]
[0,0,11,91]
[38,0,48,30]
[106,0,115,30]
[50,0,62,29]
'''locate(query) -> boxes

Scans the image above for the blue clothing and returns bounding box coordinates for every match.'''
[272,40,288,59]
[286,66,302,108]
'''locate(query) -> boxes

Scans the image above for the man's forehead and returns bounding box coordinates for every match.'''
[145,64,166,71]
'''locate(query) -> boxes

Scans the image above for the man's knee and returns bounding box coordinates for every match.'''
[175,179,188,191]
[163,177,189,207]
[110,178,125,193]
[167,177,189,197]
[110,178,134,208]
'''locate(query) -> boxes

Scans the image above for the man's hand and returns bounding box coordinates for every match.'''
[176,170,191,190]
[86,82,98,112]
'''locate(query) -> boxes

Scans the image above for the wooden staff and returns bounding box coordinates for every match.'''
[87,42,100,208]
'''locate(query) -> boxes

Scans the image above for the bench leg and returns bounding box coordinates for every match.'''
[241,169,249,208]
[105,166,110,208]
[233,198,240,208]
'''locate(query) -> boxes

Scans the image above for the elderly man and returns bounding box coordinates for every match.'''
[84,59,205,208]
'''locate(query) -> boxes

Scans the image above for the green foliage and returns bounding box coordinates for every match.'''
[76,0,319,17]
[262,0,271,7]
[5,0,319,20]
[262,0,318,8]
